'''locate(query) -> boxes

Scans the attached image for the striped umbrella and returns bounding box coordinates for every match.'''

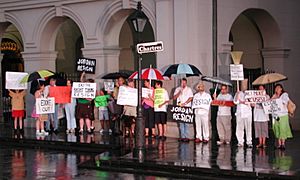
[129,67,165,80]
[162,63,202,77]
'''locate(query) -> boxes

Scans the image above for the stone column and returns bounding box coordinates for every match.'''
[261,48,290,73]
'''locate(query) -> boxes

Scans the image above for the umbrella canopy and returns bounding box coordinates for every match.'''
[129,68,164,80]
[20,70,54,83]
[101,71,131,79]
[252,73,287,85]
[201,76,232,86]
[30,79,45,95]
[162,63,202,77]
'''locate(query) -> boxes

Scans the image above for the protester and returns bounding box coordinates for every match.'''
[44,78,59,133]
[9,89,26,133]
[94,88,112,134]
[213,85,233,145]
[253,85,270,148]
[111,77,125,135]
[122,79,136,137]
[153,81,169,139]
[272,84,293,150]
[234,79,253,148]
[192,82,212,143]
[173,78,193,142]
[64,79,76,134]
[31,83,49,136]
[142,80,155,138]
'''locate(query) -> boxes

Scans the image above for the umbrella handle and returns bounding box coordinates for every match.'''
[214,84,218,94]
[237,80,240,91]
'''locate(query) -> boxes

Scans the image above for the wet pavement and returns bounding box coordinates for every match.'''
[0,122,300,179]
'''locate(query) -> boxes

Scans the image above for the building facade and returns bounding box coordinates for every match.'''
[0,0,299,134]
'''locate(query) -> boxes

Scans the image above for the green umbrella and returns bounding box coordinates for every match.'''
[20,70,55,83]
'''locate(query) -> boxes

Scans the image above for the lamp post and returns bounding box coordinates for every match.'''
[129,1,148,162]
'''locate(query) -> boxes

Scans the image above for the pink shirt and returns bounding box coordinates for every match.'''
[142,87,154,108]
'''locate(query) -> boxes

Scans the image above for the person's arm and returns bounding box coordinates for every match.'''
[8,90,14,97]
[181,97,193,106]
[173,90,181,100]
[80,71,86,82]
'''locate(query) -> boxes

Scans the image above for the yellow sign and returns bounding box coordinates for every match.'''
[154,88,165,108]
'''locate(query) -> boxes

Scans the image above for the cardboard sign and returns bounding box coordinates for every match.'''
[154,88,165,108]
[167,105,194,123]
[117,86,137,106]
[49,86,71,104]
[76,58,96,74]
[5,71,28,90]
[104,82,114,92]
[72,82,96,98]
[36,97,55,114]
[230,64,244,80]
[244,90,267,103]
[142,88,153,98]
[262,99,284,114]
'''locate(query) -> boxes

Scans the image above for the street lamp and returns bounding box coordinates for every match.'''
[129,1,148,162]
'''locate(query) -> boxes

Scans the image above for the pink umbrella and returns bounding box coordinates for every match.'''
[129,67,165,80]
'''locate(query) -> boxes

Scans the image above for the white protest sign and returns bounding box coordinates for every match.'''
[142,88,153,98]
[36,97,55,114]
[104,81,114,92]
[117,86,137,106]
[72,82,96,98]
[192,94,211,110]
[244,90,267,103]
[262,98,284,114]
[230,64,244,80]
[5,71,28,90]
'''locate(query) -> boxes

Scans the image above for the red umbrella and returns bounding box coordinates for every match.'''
[129,67,165,80]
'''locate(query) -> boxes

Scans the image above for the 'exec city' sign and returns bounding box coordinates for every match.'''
[137,41,164,54]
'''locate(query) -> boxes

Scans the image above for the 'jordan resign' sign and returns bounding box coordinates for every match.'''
[168,105,194,123]
[76,58,96,74]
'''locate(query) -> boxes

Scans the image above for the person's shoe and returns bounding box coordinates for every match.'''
[247,144,253,148]
[178,138,183,142]
[108,129,112,134]
[53,129,59,134]
[281,145,286,150]
[36,131,43,136]
[237,143,243,147]
[217,141,223,145]
[100,129,104,134]
[194,138,202,143]
[256,144,262,148]
[41,130,49,136]
[91,127,95,132]
[202,139,209,143]
[70,129,75,133]
[66,129,70,134]
[87,129,93,134]
[225,141,230,145]
[183,138,190,142]
[79,129,84,134]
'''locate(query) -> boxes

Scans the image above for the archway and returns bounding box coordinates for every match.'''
[229,8,281,88]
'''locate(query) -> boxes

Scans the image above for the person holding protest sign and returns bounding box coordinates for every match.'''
[234,79,253,148]
[142,80,155,138]
[111,77,125,135]
[153,81,169,139]
[9,89,26,133]
[173,78,193,142]
[95,88,112,134]
[253,85,270,148]
[65,79,77,134]
[192,82,212,143]
[272,84,293,150]
[31,83,49,136]
[213,85,233,145]
[44,78,59,133]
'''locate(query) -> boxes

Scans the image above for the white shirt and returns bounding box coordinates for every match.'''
[254,94,270,122]
[174,86,193,107]
[154,88,169,112]
[275,92,289,117]
[192,91,212,114]
[234,91,252,118]
[217,93,233,116]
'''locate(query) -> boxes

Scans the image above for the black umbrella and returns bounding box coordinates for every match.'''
[162,63,202,77]
[100,71,132,79]
[30,79,45,95]
[201,76,232,86]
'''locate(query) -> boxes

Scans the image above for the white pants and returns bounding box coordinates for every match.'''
[195,112,210,140]
[236,114,252,145]
[65,103,77,129]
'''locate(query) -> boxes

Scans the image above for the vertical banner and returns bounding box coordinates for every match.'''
[5,71,28,89]
[154,88,165,108]
[230,64,244,81]
[116,86,137,106]
[49,86,71,103]
[36,97,55,114]
[104,81,115,92]
[71,82,96,98]
[76,58,96,74]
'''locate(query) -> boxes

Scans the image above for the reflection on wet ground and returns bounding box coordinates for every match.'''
[0,123,299,179]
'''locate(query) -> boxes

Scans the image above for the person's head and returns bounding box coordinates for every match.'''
[66,79,73,86]
[258,85,265,91]
[99,88,106,96]
[181,78,187,88]
[118,77,125,86]
[87,78,94,83]
[197,82,205,92]
[144,79,151,88]
[220,85,228,94]
[38,84,45,91]
[127,79,135,88]
[275,84,284,95]
[155,81,163,88]
[50,78,56,86]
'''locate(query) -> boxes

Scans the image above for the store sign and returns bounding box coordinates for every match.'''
[137,41,164,54]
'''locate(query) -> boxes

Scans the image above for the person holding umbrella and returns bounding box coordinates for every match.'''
[173,78,193,142]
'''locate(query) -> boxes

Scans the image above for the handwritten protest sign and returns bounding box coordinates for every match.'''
[230,64,244,80]
[49,86,71,103]
[244,90,267,103]
[117,86,137,106]
[167,105,194,123]
[36,97,55,114]
[262,99,284,114]
[154,88,165,108]
[192,96,211,110]
[72,82,96,98]
[5,71,28,90]
[104,81,114,92]
[142,88,153,98]
[76,58,96,74]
